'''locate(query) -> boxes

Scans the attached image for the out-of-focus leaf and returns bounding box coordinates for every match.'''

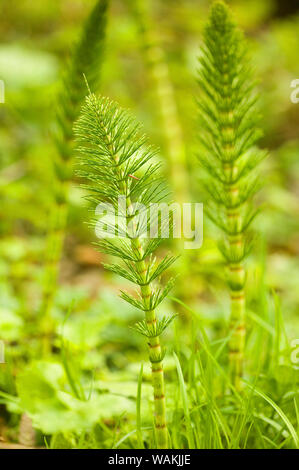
[16,361,135,434]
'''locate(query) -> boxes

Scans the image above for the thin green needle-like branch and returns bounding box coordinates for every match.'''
[128,0,196,308]
[40,0,108,350]
[75,93,177,449]
[197,1,267,390]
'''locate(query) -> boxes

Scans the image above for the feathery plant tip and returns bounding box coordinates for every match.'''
[197,0,267,389]
[75,92,177,449]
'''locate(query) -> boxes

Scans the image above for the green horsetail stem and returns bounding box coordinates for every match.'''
[197,1,267,389]
[109,128,168,448]
[128,0,189,206]
[40,0,108,350]
[131,238,168,448]
[75,93,177,449]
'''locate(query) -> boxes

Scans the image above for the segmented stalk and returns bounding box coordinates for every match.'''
[40,0,108,349]
[131,238,168,448]
[111,132,168,448]
[226,176,246,389]
[129,0,195,308]
[74,94,175,449]
[128,0,189,205]
[40,197,68,350]
[197,1,266,389]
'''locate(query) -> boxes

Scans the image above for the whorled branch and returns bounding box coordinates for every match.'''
[40,0,108,353]
[197,1,267,389]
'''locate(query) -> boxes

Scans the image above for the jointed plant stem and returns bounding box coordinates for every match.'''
[108,131,168,449]
[40,0,108,353]
[75,93,176,449]
[131,238,168,448]
[197,1,266,390]
[129,0,189,205]
[225,174,246,390]
[129,0,196,309]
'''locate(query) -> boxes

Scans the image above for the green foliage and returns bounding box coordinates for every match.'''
[197,1,266,261]
[0,307,23,341]
[74,93,175,299]
[121,277,175,311]
[15,361,134,434]
[131,314,177,338]
[41,0,109,340]
[1,0,299,451]
[55,0,108,162]
[75,92,176,448]
[197,1,268,388]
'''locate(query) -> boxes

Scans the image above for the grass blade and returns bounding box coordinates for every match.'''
[173,352,195,449]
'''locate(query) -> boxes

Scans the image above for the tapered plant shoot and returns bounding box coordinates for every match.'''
[75,93,177,448]
[197,1,266,389]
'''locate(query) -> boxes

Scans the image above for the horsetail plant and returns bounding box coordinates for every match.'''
[41,0,108,346]
[74,92,178,448]
[197,1,267,390]
[128,0,189,206]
